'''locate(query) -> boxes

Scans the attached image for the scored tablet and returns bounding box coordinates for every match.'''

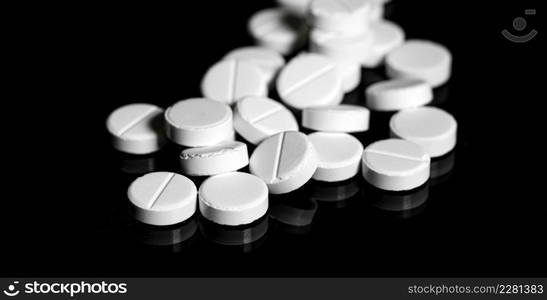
[365,78,432,111]
[223,46,285,87]
[128,172,197,226]
[362,139,430,191]
[234,96,299,145]
[201,60,268,105]
[250,131,318,194]
[308,132,364,182]
[277,53,343,110]
[106,103,166,155]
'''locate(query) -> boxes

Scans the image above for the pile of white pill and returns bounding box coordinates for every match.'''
[106,0,457,228]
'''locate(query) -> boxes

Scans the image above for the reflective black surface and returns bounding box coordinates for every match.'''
[4,0,544,277]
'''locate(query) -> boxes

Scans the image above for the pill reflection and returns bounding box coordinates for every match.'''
[130,215,197,249]
[310,178,360,208]
[269,196,318,234]
[364,181,429,219]
[199,215,268,252]
[118,153,158,175]
[430,150,455,186]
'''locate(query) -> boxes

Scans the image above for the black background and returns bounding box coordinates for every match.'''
[4,0,544,277]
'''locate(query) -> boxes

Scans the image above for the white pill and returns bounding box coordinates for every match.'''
[106,103,166,154]
[386,40,452,87]
[201,60,268,105]
[390,106,457,157]
[308,132,363,182]
[248,8,307,55]
[337,60,362,93]
[362,139,430,191]
[365,78,432,111]
[180,141,249,176]
[362,20,405,68]
[234,96,298,145]
[367,2,384,22]
[223,46,285,87]
[302,104,370,132]
[310,0,372,35]
[128,172,197,226]
[277,53,343,110]
[165,98,233,147]
[198,172,268,226]
[250,131,318,194]
[310,28,374,64]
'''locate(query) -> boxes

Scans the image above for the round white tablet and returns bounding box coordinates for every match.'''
[390,106,457,157]
[165,98,233,147]
[362,139,430,191]
[201,60,268,105]
[302,104,370,132]
[362,20,405,68]
[310,0,372,35]
[198,172,268,226]
[367,1,384,21]
[128,172,197,226]
[250,131,318,194]
[308,132,363,182]
[106,103,166,154]
[386,40,452,87]
[180,141,249,176]
[277,53,343,110]
[234,96,299,145]
[223,46,285,87]
[310,28,374,63]
[276,0,312,16]
[365,78,432,111]
[248,8,307,55]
